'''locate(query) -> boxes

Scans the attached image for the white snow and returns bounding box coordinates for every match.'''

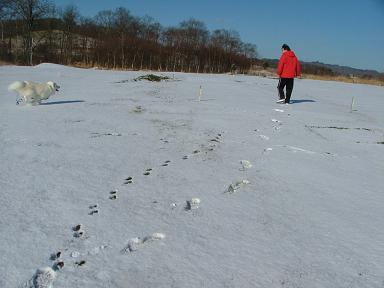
[1,64,384,287]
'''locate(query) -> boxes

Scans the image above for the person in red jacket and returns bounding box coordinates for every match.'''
[277,44,301,104]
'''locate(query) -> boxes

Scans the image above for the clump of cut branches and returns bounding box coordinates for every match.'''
[133,74,171,82]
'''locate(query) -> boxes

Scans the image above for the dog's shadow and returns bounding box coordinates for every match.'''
[40,100,85,106]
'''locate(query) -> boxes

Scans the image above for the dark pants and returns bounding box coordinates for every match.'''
[277,78,294,103]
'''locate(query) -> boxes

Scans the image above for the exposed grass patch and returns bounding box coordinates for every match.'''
[134,74,171,82]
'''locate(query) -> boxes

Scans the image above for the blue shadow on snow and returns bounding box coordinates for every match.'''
[40,100,85,105]
[289,99,315,104]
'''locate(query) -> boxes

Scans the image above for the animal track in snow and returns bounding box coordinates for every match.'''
[131,105,145,113]
[161,160,171,166]
[49,251,64,271]
[271,119,282,124]
[72,224,86,238]
[143,168,152,176]
[73,230,85,238]
[182,133,224,160]
[89,204,99,215]
[53,261,64,271]
[124,176,133,184]
[50,251,61,261]
[75,260,86,267]
[109,190,118,200]
[209,132,224,144]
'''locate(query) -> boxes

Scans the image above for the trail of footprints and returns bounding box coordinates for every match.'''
[182,133,223,160]
[23,111,288,288]
[28,110,287,285]
[24,104,333,287]
[23,130,256,288]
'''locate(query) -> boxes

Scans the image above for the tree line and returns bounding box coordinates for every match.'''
[0,0,258,73]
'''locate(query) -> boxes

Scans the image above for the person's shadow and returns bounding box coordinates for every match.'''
[290,99,315,104]
[40,100,85,105]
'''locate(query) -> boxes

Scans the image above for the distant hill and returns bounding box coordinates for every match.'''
[260,58,384,78]
[305,61,383,77]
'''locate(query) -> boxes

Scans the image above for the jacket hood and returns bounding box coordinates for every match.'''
[284,51,296,57]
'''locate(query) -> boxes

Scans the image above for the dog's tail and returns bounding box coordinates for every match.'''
[8,81,26,91]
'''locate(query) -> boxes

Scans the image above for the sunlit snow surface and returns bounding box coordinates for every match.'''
[1,64,383,287]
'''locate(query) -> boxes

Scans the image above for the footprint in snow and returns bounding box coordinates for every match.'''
[122,233,166,253]
[143,168,152,176]
[185,198,201,210]
[22,267,56,288]
[124,176,133,184]
[109,190,118,200]
[162,160,171,166]
[89,204,99,215]
[50,251,62,261]
[49,252,64,271]
[75,260,86,267]
[73,224,86,238]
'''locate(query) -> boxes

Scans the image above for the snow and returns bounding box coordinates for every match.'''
[1,64,384,287]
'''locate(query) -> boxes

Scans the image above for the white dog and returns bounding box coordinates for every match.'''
[8,80,60,105]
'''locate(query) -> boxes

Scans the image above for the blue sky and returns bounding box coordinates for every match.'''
[53,0,384,72]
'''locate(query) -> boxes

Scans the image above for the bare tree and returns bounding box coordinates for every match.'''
[113,7,134,68]
[179,18,208,49]
[60,4,78,64]
[78,16,96,66]
[8,0,53,65]
[0,0,11,41]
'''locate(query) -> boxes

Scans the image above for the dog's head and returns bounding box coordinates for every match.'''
[47,81,60,92]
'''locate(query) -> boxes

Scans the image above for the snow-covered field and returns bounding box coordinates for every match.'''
[1,64,383,288]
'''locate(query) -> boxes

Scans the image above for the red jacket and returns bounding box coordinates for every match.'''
[277,51,301,78]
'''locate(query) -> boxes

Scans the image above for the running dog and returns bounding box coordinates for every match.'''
[8,81,60,105]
